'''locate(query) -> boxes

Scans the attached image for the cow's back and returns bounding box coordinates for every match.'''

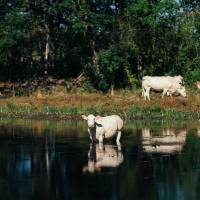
[143,77,173,90]
[96,115,123,138]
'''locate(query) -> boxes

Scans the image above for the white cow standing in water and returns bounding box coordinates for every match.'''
[82,114,123,145]
[142,76,186,100]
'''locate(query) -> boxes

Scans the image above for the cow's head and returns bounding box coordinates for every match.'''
[196,81,200,89]
[174,75,183,84]
[177,86,186,97]
[82,114,101,128]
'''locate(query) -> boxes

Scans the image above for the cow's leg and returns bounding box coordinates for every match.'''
[145,87,150,101]
[116,131,121,144]
[141,87,145,98]
[99,134,103,145]
[116,130,122,150]
[141,87,145,97]
[162,89,167,98]
[98,135,104,151]
[117,143,122,151]
[88,128,93,142]
[142,84,146,100]
[144,91,147,100]
[142,86,147,100]
[168,91,172,97]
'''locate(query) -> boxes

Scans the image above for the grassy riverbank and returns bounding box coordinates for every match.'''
[0,90,200,120]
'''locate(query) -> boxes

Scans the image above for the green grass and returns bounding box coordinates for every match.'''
[0,102,200,120]
[0,88,200,120]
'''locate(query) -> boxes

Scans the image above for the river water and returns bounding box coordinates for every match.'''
[0,118,200,200]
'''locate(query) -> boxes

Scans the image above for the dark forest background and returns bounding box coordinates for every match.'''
[0,0,200,91]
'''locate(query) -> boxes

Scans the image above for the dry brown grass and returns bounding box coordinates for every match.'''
[0,89,199,113]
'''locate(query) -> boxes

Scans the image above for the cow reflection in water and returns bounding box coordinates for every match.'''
[142,128,186,154]
[83,144,124,173]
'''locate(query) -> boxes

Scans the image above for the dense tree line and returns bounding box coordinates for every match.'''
[0,0,200,91]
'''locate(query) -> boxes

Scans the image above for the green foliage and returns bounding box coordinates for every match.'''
[0,0,200,88]
[184,69,200,86]
[90,46,130,91]
[125,65,138,88]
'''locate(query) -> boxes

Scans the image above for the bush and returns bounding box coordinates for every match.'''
[184,69,200,86]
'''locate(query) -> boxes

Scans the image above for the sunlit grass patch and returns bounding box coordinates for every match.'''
[0,89,199,120]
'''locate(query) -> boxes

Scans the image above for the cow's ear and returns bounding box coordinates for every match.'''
[94,116,102,127]
[95,115,101,120]
[81,115,88,120]
[178,75,182,79]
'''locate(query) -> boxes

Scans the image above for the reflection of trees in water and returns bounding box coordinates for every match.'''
[0,134,89,199]
[184,131,200,169]
[117,128,200,200]
[0,138,55,199]
[83,144,124,173]
[0,118,87,137]
[0,119,90,199]
[1,121,200,199]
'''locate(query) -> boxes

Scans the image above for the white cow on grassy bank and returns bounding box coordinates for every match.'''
[142,76,186,100]
[82,114,123,145]
[196,81,200,90]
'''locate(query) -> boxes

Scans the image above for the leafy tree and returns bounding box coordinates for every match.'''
[0,0,199,90]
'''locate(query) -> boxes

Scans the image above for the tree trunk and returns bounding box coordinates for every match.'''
[91,39,97,66]
[111,84,114,96]
[44,24,50,75]
[45,32,50,62]
[137,56,142,78]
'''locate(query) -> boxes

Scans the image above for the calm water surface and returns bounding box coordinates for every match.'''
[0,119,200,200]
